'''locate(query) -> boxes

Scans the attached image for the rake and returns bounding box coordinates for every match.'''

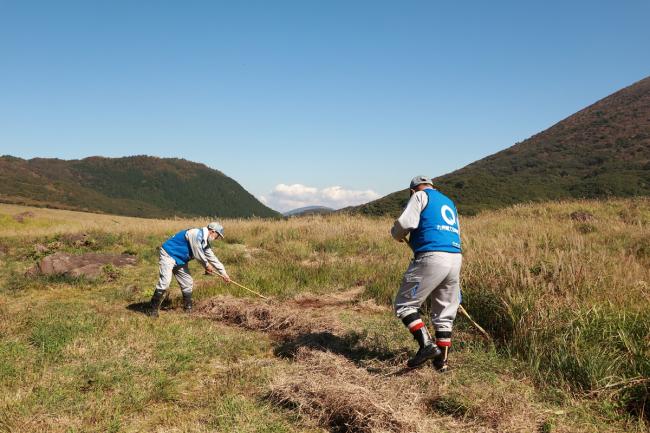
[206,270,270,300]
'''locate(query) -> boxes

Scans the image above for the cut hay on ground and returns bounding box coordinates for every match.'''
[268,348,420,433]
[199,295,573,433]
[196,287,383,337]
[197,296,300,332]
[196,295,345,336]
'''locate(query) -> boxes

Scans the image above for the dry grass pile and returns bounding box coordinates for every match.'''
[197,296,301,333]
[198,292,526,429]
[268,348,420,433]
[196,295,345,337]
[423,379,553,433]
[268,348,582,433]
[197,287,381,336]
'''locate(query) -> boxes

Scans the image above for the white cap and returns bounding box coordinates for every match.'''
[207,222,224,238]
[409,175,433,189]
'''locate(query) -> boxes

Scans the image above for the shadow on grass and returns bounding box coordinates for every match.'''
[127,297,177,315]
[126,302,150,314]
[273,330,400,365]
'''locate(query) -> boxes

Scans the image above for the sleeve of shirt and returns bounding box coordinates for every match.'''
[186,229,209,266]
[204,248,227,276]
[390,191,428,240]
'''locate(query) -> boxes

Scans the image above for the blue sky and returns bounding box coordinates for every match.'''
[1,1,649,212]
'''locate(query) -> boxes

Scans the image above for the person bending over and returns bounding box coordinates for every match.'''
[148,222,230,317]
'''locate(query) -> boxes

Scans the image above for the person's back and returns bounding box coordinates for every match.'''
[162,229,193,265]
[409,189,461,254]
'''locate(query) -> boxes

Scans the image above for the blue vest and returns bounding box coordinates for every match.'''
[409,189,462,254]
[162,230,192,265]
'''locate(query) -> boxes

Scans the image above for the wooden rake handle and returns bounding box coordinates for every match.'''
[205,270,270,300]
[229,279,270,300]
[458,304,492,341]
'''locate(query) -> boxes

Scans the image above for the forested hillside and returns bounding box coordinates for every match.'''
[0,155,279,218]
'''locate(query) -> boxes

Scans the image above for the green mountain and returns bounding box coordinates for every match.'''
[0,155,280,218]
[350,76,650,216]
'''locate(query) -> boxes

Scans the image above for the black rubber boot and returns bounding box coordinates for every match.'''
[406,325,442,369]
[182,292,193,313]
[408,344,442,368]
[147,289,166,318]
[433,346,449,372]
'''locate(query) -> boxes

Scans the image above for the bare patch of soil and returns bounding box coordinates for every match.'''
[26,252,137,279]
[288,287,387,314]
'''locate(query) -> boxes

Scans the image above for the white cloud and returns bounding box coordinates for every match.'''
[261,183,381,213]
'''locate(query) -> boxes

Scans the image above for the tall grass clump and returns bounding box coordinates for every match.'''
[459,198,650,419]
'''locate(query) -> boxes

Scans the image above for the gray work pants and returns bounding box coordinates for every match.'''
[154,248,193,295]
[394,251,462,333]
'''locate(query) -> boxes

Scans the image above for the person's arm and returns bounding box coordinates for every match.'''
[204,248,230,282]
[390,191,428,241]
[186,228,230,282]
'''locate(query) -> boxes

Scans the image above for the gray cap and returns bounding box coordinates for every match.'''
[207,221,224,238]
[409,175,434,189]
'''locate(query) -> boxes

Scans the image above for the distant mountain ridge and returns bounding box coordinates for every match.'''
[349,75,650,216]
[0,155,280,218]
[283,205,334,217]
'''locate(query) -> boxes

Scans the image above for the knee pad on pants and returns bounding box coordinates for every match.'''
[395,306,419,320]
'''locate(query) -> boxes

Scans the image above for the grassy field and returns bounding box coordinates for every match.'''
[0,200,648,432]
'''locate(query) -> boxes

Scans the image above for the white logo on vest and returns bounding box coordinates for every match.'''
[441,205,456,226]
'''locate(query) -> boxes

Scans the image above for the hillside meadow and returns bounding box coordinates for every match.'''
[0,200,648,432]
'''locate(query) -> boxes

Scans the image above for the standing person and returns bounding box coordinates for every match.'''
[391,176,462,371]
[148,222,231,317]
